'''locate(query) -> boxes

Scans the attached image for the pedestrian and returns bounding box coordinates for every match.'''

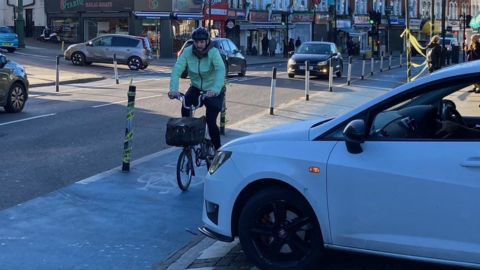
[283,39,288,58]
[288,38,295,54]
[426,35,442,74]
[269,36,277,57]
[261,35,269,57]
[346,36,354,57]
[295,37,301,49]
[466,34,480,92]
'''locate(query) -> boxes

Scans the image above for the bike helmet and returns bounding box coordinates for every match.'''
[192,27,209,41]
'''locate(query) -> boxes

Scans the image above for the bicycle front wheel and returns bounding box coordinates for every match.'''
[177,149,193,191]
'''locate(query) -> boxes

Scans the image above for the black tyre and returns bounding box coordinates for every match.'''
[84,62,93,65]
[71,52,85,66]
[128,56,143,70]
[288,74,294,78]
[336,64,343,77]
[139,65,148,70]
[238,187,324,270]
[238,61,246,76]
[176,149,193,191]
[7,48,15,53]
[205,141,216,170]
[4,83,26,113]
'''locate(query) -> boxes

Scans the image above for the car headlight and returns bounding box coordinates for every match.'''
[318,61,328,65]
[288,59,296,65]
[208,151,232,175]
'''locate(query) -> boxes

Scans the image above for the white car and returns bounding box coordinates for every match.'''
[199,61,480,269]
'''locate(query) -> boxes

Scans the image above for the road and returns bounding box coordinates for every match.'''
[1,55,459,270]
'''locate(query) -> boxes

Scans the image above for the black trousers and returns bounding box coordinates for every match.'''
[181,85,223,150]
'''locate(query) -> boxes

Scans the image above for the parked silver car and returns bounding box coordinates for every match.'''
[64,34,152,70]
[0,54,29,113]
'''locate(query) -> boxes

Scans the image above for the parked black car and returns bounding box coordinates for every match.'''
[178,38,246,78]
[287,41,343,78]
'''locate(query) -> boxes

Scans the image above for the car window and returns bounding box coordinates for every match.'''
[0,27,13,34]
[112,37,139,47]
[220,40,230,51]
[297,44,331,54]
[227,40,238,51]
[92,36,113,46]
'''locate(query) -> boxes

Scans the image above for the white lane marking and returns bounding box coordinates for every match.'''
[0,113,56,126]
[92,94,164,108]
[197,238,239,259]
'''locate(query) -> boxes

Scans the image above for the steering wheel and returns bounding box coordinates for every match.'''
[442,101,466,127]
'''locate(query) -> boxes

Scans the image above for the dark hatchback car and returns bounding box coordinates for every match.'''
[178,38,246,78]
[287,41,343,78]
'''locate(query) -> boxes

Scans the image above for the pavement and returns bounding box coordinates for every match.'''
[6,38,287,88]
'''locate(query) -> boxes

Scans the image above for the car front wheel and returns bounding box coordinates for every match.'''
[238,61,246,76]
[238,187,324,270]
[288,74,294,78]
[71,52,85,66]
[336,64,343,77]
[4,83,26,113]
[128,56,143,70]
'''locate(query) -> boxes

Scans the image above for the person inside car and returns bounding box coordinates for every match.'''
[168,27,226,150]
[436,120,480,139]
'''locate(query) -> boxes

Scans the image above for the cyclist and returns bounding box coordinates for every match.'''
[168,27,226,150]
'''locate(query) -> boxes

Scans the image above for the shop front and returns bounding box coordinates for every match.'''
[388,17,405,52]
[203,3,229,38]
[45,0,135,43]
[314,13,330,42]
[134,0,203,58]
[225,10,244,50]
[292,11,313,46]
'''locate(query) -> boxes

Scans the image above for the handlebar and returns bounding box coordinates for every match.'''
[170,92,208,110]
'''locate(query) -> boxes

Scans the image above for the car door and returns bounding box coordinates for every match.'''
[219,40,235,72]
[0,62,12,105]
[326,97,480,263]
[227,39,243,72]
[87,36,113,62]
[112,36,139,64]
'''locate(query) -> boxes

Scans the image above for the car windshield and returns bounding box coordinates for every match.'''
[0,27,13,34]
[297,44,331,55]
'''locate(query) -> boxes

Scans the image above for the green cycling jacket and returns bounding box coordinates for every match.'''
[169,44,226,94]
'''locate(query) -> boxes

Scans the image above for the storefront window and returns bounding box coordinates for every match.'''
[142,19,160,53]
[173,20,196,53]
[51,18,79,43]
[83,18,129,41]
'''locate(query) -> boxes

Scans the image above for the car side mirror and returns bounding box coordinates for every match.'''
[343,119,365,154]
[233,49,239,54]
[0,55,7,69]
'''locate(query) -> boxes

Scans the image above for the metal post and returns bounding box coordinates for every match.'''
[16,0,25,48]
[380,51,384,72]
[208,0,212,31]
[61,41,64,52]
[361,54,366,79]
[305,61,310,100]
[463,13,466,62]
[370,57,374,76]
[406,0,411,82]
[389,51,392,69]
[122,85,136,172]
[441,0,446,67]
[113,53,119,84]
[55,55,60,92]
[270,67,277,115]
[329,57,333,92]
[347,56,352,85]
[220,93,226,135]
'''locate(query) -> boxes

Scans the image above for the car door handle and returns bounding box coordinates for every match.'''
[461,157,480,168]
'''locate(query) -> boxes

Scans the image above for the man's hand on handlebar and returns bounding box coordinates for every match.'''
[168,91,180,99]
[205,91,217,98]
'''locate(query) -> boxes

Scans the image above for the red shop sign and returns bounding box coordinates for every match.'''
[203,3,229,21]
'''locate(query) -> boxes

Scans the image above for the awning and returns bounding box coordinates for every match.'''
[470,13,480,28]
[134,12,170,19]
[238,22,295,30]
[420,21,441,34]
[176,13,203,20]
[338,28,360,34]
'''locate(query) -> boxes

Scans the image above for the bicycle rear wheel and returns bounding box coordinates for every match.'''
[177,149,193,191]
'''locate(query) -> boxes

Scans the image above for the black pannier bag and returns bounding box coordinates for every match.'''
[165,116,206,147]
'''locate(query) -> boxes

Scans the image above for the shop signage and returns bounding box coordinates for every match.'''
[249,11,269,22]
[236,11,245,17]
[134,0,202,12]
[354,16,369,24]
[46,0,134,12]
[336,19,351,28]
[228,10,236,17]
[315,13,329,24]
[293,12,314,22]
[203,3,228,21]
[225,19,236,29]
[271,14,282,23]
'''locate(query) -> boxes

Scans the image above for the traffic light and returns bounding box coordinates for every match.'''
[371,24,376,33]
[375,11,382,25]
[377,40,381,45]
[466,15,472,28]
[369,11,375,24]
[281,13,286,25]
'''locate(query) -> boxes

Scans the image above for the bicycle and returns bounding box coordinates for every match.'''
[170,92,216,191]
